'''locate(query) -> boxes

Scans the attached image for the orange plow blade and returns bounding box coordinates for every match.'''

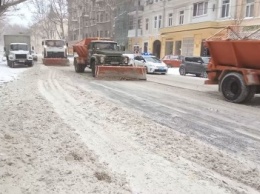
[42,58,70,66]
[96,66,147,80]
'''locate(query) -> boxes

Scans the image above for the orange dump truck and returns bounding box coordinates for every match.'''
[205,26,260,103]
[73,38,146,80]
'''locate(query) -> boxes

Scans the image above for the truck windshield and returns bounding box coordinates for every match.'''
[10,44,28,51]
[94,43,117,50]
[45,40,65,47]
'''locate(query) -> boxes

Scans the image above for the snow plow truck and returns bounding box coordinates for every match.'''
[73,38,147,80]
[42,39,70,66]
[205,26,260,103]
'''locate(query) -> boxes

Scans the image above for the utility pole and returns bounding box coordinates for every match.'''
[135,0,139,39]
[134,0,139,53]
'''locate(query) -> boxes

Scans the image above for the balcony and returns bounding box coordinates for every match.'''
[128,29,142,38]
[72,17,78,22]
[128,5,144,16]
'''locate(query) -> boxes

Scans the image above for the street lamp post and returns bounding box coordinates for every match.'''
[78,6,84,40]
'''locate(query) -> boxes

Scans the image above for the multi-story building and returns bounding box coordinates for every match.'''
[137,0,260,58]
[127,0,144,53]
[68,0,260,56]
[114,0,132,49]
[68,0,116,42]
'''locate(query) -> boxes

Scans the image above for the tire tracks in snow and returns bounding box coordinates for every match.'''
[38,67,259,194]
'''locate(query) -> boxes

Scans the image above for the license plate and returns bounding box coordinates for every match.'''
[111,62,119,65]
[19,60,25,62]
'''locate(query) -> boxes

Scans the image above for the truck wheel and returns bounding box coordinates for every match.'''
[243,86,256,103]
[220,72,249,103]
[27,61,33,67]
[201,71,208,78]
[10,61,15,68]
[179,67,186,76]
[74,58,84,73]
[91,61,96,77]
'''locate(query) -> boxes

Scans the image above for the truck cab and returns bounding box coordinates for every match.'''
[6,43,33,68]
[42,39,68,58]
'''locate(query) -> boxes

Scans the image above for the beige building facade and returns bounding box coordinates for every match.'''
[130,0,260,58]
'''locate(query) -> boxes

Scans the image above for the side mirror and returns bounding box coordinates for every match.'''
[42,41,44,46]
[32,46,34,50]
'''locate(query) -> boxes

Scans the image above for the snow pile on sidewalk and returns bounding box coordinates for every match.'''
[0,60,28,86]
[167,67,180,75]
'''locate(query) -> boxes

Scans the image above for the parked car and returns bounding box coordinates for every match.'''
[31,50,38,61]
[162,55,183,67]
[122,54,144,66]
[133,54,168,74]
[179,56,210,78]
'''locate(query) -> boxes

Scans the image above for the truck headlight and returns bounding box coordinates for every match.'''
[100,56,105,63]
[124,57,129,64]
[9,54,14,60]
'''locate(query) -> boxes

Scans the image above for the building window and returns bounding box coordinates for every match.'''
[246,0,254,17]
[144,42,148,53]
[168,13,173,26]
[154,16,157,28]
[100,13,104,22]
[182,38,194,56]
[193,1,208,16]
[221,0,230,18]
[138,18,142,29]
[145,18,149,30]
[129,17,134,30]
[158,15,162,28]
[179,10,184,24]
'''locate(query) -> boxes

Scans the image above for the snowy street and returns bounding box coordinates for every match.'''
[0,62,260,194]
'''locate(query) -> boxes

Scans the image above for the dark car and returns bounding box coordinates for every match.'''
[179,56,210,78]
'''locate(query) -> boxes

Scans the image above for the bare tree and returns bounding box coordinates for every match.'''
[30,0,68,39]
[0,0,28,18]
[30,0,55,39]
[49,0,68,39]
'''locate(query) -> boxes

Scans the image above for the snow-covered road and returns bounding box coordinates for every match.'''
[0,63,260,194]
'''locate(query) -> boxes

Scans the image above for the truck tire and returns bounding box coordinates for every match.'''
[91,61,96,77]
[220,72,250,103]
[10,61,15,68]
[28,61,33,67]
[243,86,256,103]
[74,58,84,73]
[179,66,186,76]
[201,71,208,78]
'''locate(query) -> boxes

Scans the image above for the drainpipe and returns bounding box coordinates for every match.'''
[135,0,139,44]
[162,0,166,28]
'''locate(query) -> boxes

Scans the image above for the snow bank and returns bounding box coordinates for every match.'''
[167,67,180,75]
[0,60,28,85]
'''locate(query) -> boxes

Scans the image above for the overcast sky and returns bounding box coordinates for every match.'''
[8,1,33,26]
